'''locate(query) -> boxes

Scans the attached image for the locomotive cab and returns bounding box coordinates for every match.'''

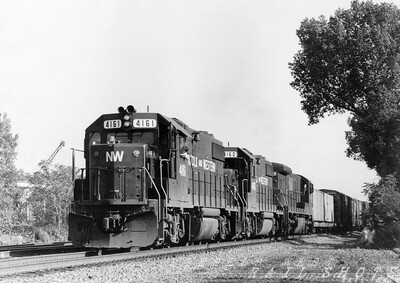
[75,113,162,205]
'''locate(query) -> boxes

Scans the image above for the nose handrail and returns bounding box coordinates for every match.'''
[76,167,166,222]
[142,166,167,222]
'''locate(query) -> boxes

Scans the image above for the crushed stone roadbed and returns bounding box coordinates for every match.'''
[2,233,399,283]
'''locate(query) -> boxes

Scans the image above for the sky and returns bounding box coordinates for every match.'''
[2,0,394,201]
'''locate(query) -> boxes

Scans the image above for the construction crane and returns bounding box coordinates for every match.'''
[39,141,65,171]
[19,141,65,204]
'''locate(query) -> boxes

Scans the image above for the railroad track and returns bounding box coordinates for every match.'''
[0,242,72,252]
[0,242,79,258]
[0,234,315,277]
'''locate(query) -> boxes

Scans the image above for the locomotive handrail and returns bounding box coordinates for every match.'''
[159,158,170,204]
[142,166,165,222]
[227,184,248,211]
[121,168,126,201]
[241,179,248,208]
[82,167,166,219]
[227,185,239,204]
[273,189,285,207]
[77,168,85,202]
[235,188,246,210]
[96,169,101,200]
[80,167,104,201]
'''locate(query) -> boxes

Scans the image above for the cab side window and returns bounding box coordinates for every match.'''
[179,136,188,157]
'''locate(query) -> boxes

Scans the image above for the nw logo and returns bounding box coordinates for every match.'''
[106,151,124,162]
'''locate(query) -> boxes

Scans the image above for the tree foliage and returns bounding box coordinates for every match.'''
[290,0,400,124]
[289,0,400,177]
[0,113,19,234]
[0,114,73,242]
[363,175,400,248]
[28,164,73,241]
[346,107,400,177]
[0,113,18,188]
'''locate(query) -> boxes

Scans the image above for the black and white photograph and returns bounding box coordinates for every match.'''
[1,0,399,282]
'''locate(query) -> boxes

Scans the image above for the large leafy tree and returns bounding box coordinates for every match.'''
[289,0,400,247]
[289,0,400,177]
[0,113,19,234]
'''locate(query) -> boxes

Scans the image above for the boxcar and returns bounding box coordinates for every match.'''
[320,189,354,231]
[313,189,335,232]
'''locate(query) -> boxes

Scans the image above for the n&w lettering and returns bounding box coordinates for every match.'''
[106,151,124,162]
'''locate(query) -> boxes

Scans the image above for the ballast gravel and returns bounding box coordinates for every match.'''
[2,234,399,283]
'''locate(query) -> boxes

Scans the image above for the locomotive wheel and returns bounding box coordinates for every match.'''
[218,215,230,241]
[165,213,186,245]
[245,227,251,238]
[176,222,185,243]
[271,218,278,236]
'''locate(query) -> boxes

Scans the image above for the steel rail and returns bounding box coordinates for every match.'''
[0,234,316,277]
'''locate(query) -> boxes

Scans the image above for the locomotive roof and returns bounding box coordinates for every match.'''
[160,114,191,137]
[297,174,312,183]
[85,111,224,146]
[272,162,292,175]
[86,112,192,137]
[225,147,253,160]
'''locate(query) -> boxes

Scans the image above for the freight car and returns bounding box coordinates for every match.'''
[312,189,335,232]
[319,189,367,231]
[69,106,365,249]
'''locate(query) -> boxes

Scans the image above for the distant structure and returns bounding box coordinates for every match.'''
[18,141,65,205]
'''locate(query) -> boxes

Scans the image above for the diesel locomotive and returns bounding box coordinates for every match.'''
[69,106,364,248]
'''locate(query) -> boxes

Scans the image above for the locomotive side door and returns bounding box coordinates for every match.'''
[167,129,192,207]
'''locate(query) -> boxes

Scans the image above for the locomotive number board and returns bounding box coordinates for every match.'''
[104,119,122,129]
[225,151,238,158]
[133,119,157,128]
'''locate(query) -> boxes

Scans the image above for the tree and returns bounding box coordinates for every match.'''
[0,113,19,234]
[363,175,400,248]
[289,0,400,177]
[0,113,18,188]
[28,164,73,241]
[289,0,400,248]
[346,106,400,177]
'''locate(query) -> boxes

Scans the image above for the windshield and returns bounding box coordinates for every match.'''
[107,131,155,144]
